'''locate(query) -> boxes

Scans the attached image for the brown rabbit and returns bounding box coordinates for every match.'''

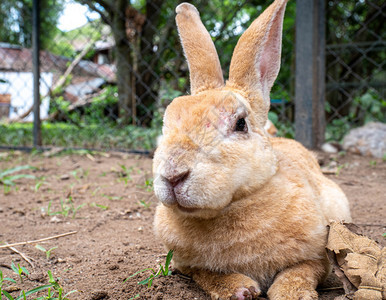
[152,1,351,299]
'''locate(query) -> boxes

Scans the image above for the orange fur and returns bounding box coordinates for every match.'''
[153,1,351,299]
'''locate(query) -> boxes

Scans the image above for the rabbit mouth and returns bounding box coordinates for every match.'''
[176,203,198,213]
[173,185,197,212]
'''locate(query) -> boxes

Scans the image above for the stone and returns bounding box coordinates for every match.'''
[342,122,386,158]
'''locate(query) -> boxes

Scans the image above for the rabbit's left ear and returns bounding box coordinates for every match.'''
[176,3,224,95]
[227,0,288,126]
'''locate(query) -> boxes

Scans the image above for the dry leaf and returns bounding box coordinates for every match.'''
[326,221,385,300]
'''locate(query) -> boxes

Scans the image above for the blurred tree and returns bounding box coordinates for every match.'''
[76,0,146,124]
[0,0,64,49]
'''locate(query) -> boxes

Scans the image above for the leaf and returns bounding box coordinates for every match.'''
[165,250,173,266]
[3,278,17,284]
[63,290,78,297]
[124,268,154,282]
[1,290,15,300]
[326,221,385,300]
[10,262,18,274]
[47,270,55,283]
[5,175,36,182]
[20,266,29,276]
[0,165,35,178]
[138,277,151,285]
[35,244,46,252]
[15,285,52,300]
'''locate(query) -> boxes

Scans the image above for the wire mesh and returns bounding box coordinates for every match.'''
[325,0,386,141]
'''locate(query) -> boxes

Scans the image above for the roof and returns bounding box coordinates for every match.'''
[65,78,105,98]
[0,44,116,83]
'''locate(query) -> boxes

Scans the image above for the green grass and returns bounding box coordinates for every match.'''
[0,165,37,194]
[45,196,85,219]
[35,244,58,260]
[0,122,160,150]
[90,202,109,211]
[126,249,174,288]
[117,165,134,184]
[0,165,36,187]
[0,265,76,300]
[10,262,28,284]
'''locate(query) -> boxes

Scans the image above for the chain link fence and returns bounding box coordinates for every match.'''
[0,0,384,151]
[325,0,385,141]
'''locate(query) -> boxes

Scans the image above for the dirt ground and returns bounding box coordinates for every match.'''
[0,149,384,300]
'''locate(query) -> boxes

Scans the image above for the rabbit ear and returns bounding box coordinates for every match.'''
[227,0,288,125]
[176,3,224,95]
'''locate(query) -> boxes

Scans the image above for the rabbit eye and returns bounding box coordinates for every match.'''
[234,118,247,132]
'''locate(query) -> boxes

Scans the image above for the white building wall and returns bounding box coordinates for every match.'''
[0,72,52,121]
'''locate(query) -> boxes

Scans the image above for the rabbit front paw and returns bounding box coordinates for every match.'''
[191,270,261,300]
[210,284,261,300]
[229,286,260,300]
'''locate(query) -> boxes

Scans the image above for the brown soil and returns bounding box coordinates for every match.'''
[0,150,384,300]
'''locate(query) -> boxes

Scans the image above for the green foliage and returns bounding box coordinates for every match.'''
[45,196,85,219]
[44,270,77,300]
[138,199,150,209]
[1,265,73,300]
[144,178,154,192]
[0,121,159,150]
[35,244,58,260]
[0,0,64,49]
[90,202,109,211]
[325,117,352,142]
[0,269,17,300]
[0,165,36,186]
[326,1,385,135]
[10,262,28,283]
[268,111,294,139]
[49,86,137,129]
[126,250,174,288]
[48,19,104,58]
[325,89,386,141]
[34,177,46,192]
[137,177,154,194]
[351,90,386,124]
[117,165,134,185]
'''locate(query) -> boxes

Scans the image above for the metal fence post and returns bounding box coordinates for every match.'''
[32,0,41,146]
[295,0,325,149]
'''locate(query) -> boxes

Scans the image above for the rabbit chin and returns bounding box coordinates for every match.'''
[153,177,233,219]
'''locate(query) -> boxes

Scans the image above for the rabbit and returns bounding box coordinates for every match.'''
[152,0,351,299]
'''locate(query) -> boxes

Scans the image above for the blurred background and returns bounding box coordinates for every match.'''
[0,0,384,152]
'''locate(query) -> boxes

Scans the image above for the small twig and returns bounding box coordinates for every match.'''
[6,244,35,268]
[0,231,77,249]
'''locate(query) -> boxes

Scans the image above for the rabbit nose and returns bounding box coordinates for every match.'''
[164,170,190,187]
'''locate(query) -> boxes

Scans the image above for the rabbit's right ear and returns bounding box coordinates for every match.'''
[176,3,224,95]
[227,0,288,126]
